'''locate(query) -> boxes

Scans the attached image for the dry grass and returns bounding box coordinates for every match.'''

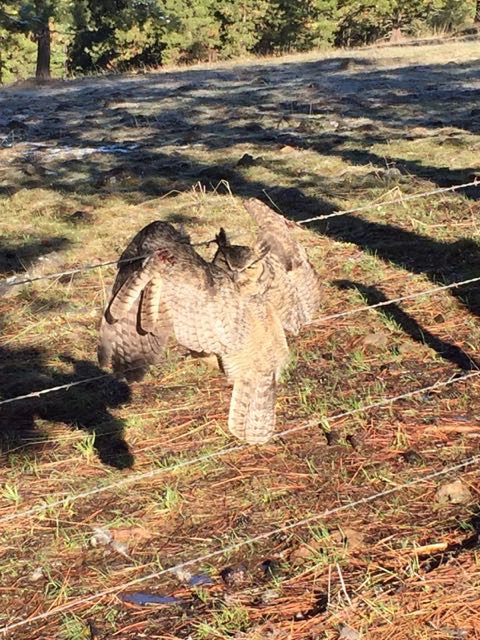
[1,38,480,640]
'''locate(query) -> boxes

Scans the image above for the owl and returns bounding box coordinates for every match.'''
[98,198,322,444]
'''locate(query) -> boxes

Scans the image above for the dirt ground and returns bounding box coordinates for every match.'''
[1,38,480,640]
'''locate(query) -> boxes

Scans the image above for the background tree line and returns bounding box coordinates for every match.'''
[0,0,478,83]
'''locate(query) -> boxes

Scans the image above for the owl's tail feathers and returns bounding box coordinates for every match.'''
[228,371,277,445]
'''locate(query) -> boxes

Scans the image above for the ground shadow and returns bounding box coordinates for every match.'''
[0,344,133,469]
[0,236,72,275]
[334,280,480,371]
[300,214,480,318]
[1,51,479,199]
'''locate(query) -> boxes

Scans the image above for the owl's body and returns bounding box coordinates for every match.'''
[98,198,321,444]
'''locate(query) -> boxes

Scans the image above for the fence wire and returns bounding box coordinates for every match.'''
[1,368,479,529]
[1,271,480,408]
[1,178,478,292]
[1,178,480,635]
[1,448,478,636]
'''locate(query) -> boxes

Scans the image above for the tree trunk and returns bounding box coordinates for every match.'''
[475,0,480,23]
[35,19,51,80]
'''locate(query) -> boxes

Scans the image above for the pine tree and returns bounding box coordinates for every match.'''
[0,0,68,80]
[157,0,221,64]
[215,0,271,57]
[257,0,338,54]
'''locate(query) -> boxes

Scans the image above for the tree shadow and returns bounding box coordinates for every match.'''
[0,344,133,469]
[1,53,479,200]
[0,236,72,275]
[333,280,480,372]
[300,213,480,318]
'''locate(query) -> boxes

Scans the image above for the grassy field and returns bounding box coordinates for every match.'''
[1,38,480,640]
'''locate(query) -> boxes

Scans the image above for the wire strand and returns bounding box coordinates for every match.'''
[2,272,479,408]
[1,179,478,292]
[1,368,479,528]
[296,177,480,225]
[1,449,478,635]
[316,273,480,324]
[0,374,111,406]
[0,237,216,292]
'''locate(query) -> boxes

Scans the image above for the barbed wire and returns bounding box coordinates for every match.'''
[1,368,479,529]
[0,237,217,292]
[1,178,478,293]
[295,177,480,225]
[0,373,111,407]
[1,448,478,636]
[2,271,480,409]
[316,273,480,324]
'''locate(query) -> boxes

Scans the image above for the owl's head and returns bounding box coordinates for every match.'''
[212,228,254,270]
[212,228,269,291]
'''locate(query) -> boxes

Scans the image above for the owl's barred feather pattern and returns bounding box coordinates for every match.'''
[98,199,322,443]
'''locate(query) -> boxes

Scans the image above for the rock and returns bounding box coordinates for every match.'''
[383,167,402,179]
[260,588,280,604]
[339,625,361,640]
[29,567,45,582]
[401,449,424,466]
[279,144,297,154]
[236,153,257,167]
[220,564,247,587]
[173,567,193,583]
[90,527,112,547]
[435,479,473,505]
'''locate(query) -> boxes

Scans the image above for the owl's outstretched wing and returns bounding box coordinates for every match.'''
[98,220,289,444]
[98,221,182,382]
[243,198,322,333]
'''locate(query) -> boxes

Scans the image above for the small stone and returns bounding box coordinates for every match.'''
[401,449,424,466]
[236,153,257,167]
[435,480,473,505]
[90,527,112,547]
[220,564,247,587]
[279,145,297,154]
[261,588,280,604]
[339,625,361,640]
[29,567,45,582]
[173,567,193,584]
[384,167,402,178]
